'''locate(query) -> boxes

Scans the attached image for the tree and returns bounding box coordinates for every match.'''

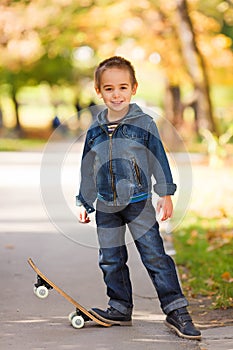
[0,0,232,135]
[76,0,231,134]
[175,0,218,134]
[0,0,92,131]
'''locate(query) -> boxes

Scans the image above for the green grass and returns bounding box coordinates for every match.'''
[0,138,46,151]
[173,214,233,309]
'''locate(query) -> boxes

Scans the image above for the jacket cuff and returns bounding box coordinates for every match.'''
[153,183,177,197]
[76,196,95,213]
[76,198,83,207]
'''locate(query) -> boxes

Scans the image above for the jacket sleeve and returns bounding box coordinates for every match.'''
[76,132,97,213]
[147,120,177,197]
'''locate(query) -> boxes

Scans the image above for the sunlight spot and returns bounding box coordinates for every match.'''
[149,52,161,64]
[8,319,48,324]
[73,46,94,62]
[133,338,182,343]
[133,312,165,321]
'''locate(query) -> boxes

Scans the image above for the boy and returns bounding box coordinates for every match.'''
[76,56,201,340]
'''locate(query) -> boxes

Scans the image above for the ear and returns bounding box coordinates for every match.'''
[95,87,102,98]
[132,83,138,95]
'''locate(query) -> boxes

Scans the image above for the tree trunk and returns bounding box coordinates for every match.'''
[164,83,183,127]
[0,107,3,130]
[160,82,185,151]
[12,88,22,134]
[175,0,218,135]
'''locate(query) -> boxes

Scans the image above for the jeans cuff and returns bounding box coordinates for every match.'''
[163,297,189,315]
[109,300,133,315]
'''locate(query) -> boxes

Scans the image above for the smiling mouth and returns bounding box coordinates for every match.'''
[111,101,123,104]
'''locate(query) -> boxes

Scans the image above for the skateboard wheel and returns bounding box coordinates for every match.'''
[71,315,85,329]
[35,285,49,299]
[68,311,77,323]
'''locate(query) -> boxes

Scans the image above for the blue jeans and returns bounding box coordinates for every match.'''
[96,199,188,316]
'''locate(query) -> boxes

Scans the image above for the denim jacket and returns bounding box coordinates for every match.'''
[76,103,176,213]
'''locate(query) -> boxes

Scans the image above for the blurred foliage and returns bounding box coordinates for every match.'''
[0,0,232,135]
[0,0,232,79]
[200,124,233,166]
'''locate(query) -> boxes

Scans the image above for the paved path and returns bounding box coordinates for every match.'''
[0,150,232,350]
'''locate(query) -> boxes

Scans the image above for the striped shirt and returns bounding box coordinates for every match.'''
[107,122,119,136]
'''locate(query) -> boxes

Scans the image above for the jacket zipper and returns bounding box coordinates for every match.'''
[109,134,116,203]
[100,123,119,204]
[109,124,122,204]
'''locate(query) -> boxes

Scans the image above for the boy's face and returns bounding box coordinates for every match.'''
[95,68,138,119]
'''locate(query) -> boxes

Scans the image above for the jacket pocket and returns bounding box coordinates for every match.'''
[132,158,142,187]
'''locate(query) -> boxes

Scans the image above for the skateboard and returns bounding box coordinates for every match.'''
[28,258,112,329]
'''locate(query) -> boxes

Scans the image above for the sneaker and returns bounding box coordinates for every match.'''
[165,307,201,340]
[90,307,132,326]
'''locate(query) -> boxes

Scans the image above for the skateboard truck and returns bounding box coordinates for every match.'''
[33,275,53,299]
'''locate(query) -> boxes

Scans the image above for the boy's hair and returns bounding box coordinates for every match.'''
[94,56,138,90]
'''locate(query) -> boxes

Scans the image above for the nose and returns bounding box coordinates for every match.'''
[112,89,120,98]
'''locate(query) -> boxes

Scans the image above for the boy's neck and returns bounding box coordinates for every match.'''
[107,106,129,122]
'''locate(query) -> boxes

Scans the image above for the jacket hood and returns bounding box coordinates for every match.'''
[97,103,145,125]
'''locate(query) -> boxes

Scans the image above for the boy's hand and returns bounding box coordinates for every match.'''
[77,206,90,223]
[156,196,173,221]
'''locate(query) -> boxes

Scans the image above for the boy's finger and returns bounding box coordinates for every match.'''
[79,213,90,223]
[161,213,166,221]
[161,208,169,221]
[79,213,85,223]
[157,208,164,221]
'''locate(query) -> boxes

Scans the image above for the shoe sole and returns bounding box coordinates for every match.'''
[164,321,201,340]
[89,310,132,326]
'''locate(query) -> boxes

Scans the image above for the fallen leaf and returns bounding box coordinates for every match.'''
[221,271,233,283]
[5,244,15,249]
[187,230,199,245]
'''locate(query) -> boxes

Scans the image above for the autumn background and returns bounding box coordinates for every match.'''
[0,0,232,325]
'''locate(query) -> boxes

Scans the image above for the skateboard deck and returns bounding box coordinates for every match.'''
[28,258,112,329]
